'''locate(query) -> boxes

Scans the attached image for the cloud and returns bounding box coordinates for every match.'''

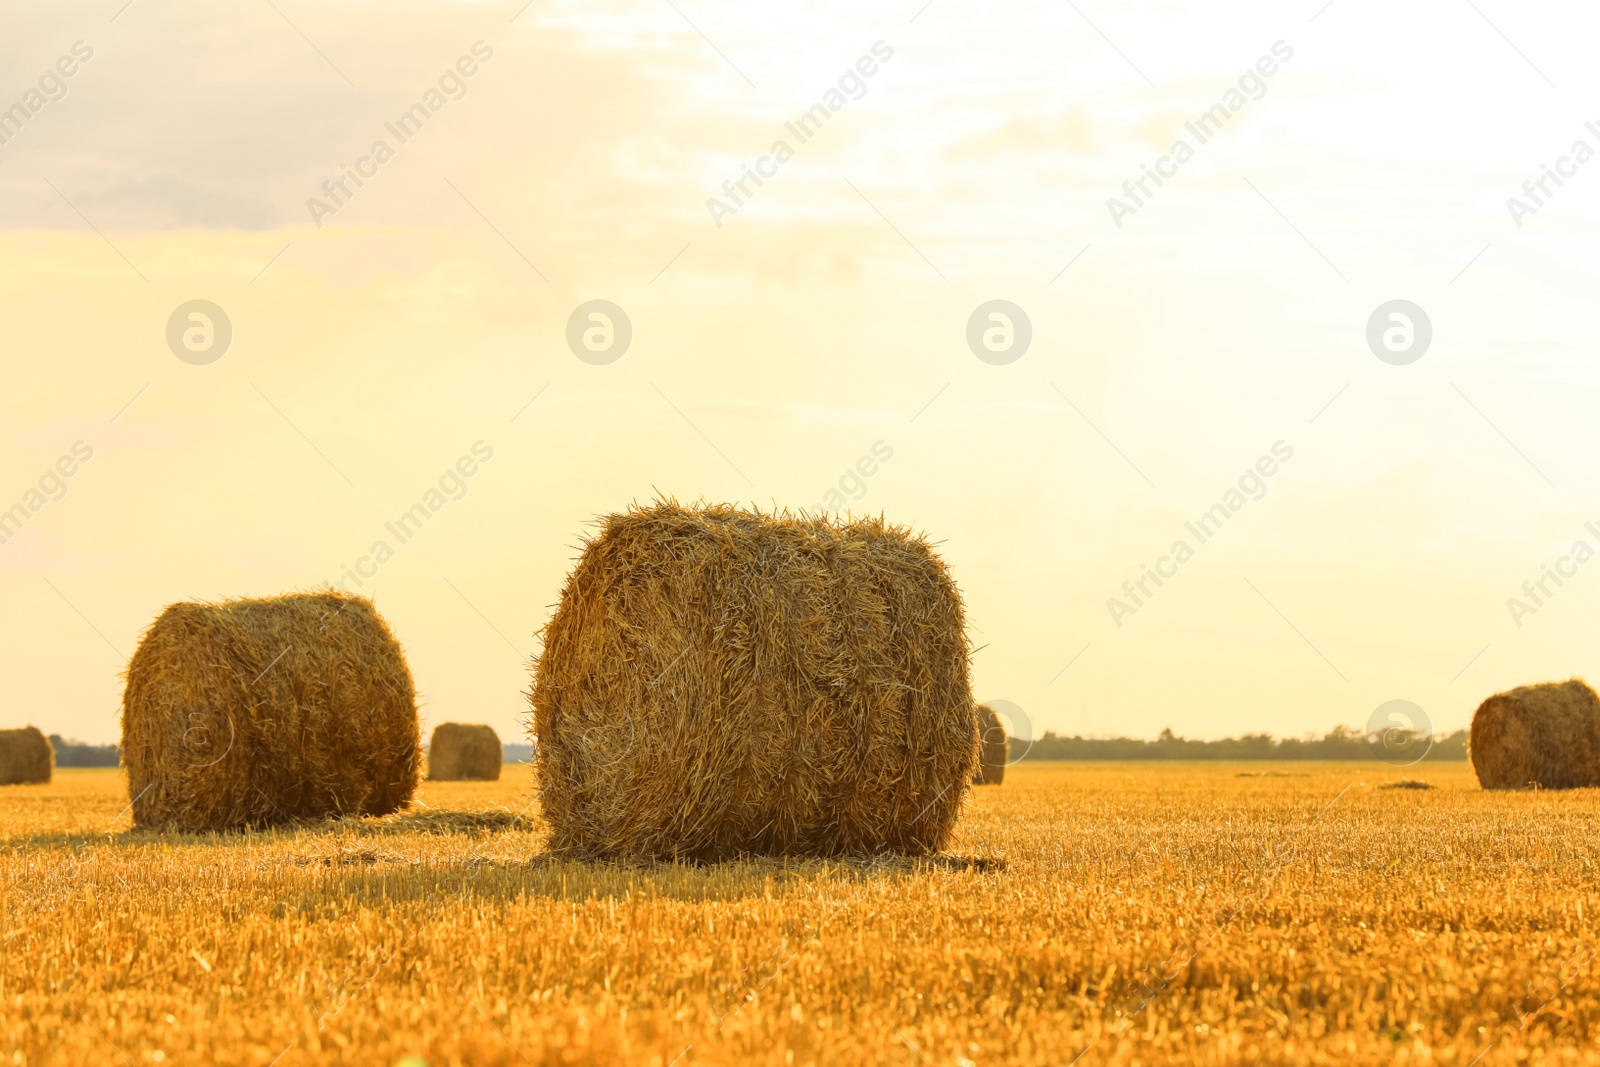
[75,172,282,230]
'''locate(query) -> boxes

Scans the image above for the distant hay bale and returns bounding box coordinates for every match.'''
[428,723,502,781]
[1470,678,1600,790]
[0,727,52,785]
[531,500,978,860]
[973,703,1008,785]
[120,591,422,831]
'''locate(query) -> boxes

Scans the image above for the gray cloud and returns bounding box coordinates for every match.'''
[74,171,282,230]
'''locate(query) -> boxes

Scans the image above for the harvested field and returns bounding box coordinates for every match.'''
[7,762,1600,1065]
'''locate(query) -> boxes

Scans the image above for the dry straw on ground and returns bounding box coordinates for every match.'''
[1470,677,1600,790]
[0,726,52,785]
[120,591,421,831]
[531,500,978,860]
[973,703,1008,785]
[428,723,502,781]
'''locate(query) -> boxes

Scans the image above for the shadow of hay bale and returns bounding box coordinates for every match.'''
[278,846,405,868]
[2,807,536,853]
[277,849,1008,911]
[841,853,1009,875]
[0,830,138,852]
[226,807,535,842]
[338,809,531,837]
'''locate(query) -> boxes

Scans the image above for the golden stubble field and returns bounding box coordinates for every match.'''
[4,762,1600,1066]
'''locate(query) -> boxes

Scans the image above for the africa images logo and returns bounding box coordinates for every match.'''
[706,42,894,227]
[305,42,494,227]
[1106,40,1293,228]
[1106,441,1293,627]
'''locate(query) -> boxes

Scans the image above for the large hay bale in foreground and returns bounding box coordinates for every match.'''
[121,591,421,830]
[973,703,1008,785]
[532,501,978,860]
[1470,678,1600,790]
[428,723,502,781]
[0,727,53,785]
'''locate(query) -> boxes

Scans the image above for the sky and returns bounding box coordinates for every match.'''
[3,0,1599,747]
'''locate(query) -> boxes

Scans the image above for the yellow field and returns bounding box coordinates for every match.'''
[5,762,1599,1065]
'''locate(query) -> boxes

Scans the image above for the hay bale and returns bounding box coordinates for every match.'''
[428,723,502,781]
[531,500,978,860]
[120,591,421,830]
[973,703,1008,785]
[0,726,52,785]
[1470,678,1600,790]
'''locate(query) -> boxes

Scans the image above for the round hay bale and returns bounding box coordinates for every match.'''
[973,703,1008,785]
[1470,678,1600,790]
[120,591,421,831]
[428,723,502,781]
[0,726,53,785]
[531,500,978,860]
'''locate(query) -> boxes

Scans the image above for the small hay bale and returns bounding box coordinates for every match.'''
[120,591,421,831]
[428,723,502,781]
[1470,678,1600,790]
[531,500,978,860]
[0,726,53,785]
[973,703,1008,785]
[1379,779,1434,791]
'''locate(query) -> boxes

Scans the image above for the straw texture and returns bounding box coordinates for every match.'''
[428,723,502,781]
[1470,678,1600,790]
[531,500,978,860]
[973,703,1008,785]
[0,726,52,785]
[120,591,421,830]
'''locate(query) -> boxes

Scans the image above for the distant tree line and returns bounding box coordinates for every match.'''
[1017,725,1467,761]
[39,729,1467,769]
[49,735,120,767]
[49,740,544,768]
